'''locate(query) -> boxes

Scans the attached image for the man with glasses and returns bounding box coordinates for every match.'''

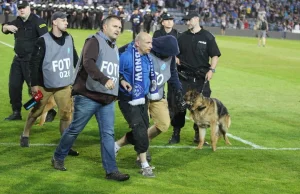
[168,12,221,145]
[1,0,47,120]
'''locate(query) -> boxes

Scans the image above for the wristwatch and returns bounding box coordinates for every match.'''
[209,68,216,73]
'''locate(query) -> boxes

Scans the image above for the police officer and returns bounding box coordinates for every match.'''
[117,6,125,33]
[46,3,54,27]
[130,7,143,40]
[3,3,11,23]
[20,11,79,157]
[94,6,104,30]
[1,0,48,120]
[153,13,181,120]
[153,13,180,39]
[143,9,153,33]
[168,12,221,144]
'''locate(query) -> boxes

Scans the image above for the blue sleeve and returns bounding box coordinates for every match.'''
[119,52,133,94]
[167,56,182,91]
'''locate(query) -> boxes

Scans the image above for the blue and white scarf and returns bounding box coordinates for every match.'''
[129,46,159,105]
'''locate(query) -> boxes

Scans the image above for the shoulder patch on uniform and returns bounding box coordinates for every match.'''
[39,24,46,28]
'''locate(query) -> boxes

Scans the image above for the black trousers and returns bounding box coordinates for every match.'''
[9,56,31,112]
[132,26,141,40]
[118,96,149,154]
[171,77,211,129]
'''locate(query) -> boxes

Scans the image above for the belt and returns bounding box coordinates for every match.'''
[179,71,203,82]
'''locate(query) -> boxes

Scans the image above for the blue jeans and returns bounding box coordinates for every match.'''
[54,95,118,174]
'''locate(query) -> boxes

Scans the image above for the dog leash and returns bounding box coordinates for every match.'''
[200,79,208,95]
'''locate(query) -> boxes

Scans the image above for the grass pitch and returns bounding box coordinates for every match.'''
[0,30,300,194]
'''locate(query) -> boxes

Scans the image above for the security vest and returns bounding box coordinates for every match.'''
[42,33,74,88]
[85,33,119,96]
[148,53,172,100]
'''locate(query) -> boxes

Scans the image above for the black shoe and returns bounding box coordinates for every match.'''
[68,148,79,156]
[20,135,29,147]
[45,109,57,122]
[168,135,180,144]
[168,128,181,144]
[51,157,67,171]
[5,111,22,121]
[106,171,130,181]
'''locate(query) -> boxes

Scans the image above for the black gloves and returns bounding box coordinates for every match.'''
[175,90,187,112]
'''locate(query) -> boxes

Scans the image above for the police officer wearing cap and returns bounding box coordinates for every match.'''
[1,0,48,120]
[130,7,143,40]
[153,13,180,39]
[168,11,221,144]
[153,13,181,124]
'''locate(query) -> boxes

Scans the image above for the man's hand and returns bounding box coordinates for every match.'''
[105,79,115,90]
[5,25,18,33]
[121,80,132,92]
[31,86,39,97]
[175,57,180,65]
[206,70,213,81]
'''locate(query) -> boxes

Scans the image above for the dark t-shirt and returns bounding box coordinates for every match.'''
[177,29,221,72]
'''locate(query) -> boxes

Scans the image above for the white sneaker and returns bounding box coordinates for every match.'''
[140,167,155,178]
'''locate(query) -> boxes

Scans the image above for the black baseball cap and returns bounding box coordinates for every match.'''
[162,13,174,21]
[51,11,68,22]
[182,11,199,20]
[17,0,29,9]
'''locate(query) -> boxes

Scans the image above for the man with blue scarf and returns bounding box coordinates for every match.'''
[115,35,186,177]
[117,32,159,178]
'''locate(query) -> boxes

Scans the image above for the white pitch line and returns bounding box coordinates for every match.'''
[0,41,13,48]
[185,116,265,148]
[226,133,264,149]
[0,143,300,151]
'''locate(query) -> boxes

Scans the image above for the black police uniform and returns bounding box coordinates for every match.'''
[94,9,103,30]
[153,15,182,119]
[130,13,143,40]
[143,13,153,33]
[117,10,125,33]
[1,12,48,120]
[169,28,221,144]
[4,5,11,23]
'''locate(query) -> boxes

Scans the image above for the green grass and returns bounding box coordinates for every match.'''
[0,30,300,194]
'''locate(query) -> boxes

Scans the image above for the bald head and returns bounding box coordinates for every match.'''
[135,32,152,54]
[135,32,151,42]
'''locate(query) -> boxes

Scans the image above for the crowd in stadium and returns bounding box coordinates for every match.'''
[1,0,300,32]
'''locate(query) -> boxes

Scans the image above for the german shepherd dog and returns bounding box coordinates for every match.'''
[184,90,231,151]
[37,95,57,126]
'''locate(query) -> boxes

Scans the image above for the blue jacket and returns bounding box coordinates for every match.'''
[119,42,151,96]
